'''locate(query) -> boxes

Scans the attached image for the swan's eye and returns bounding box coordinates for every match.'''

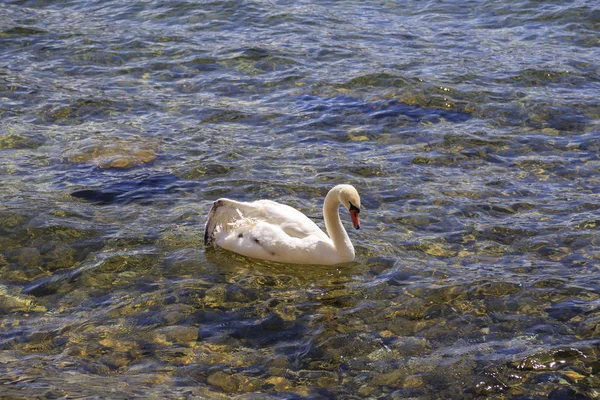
[349,202,360,213]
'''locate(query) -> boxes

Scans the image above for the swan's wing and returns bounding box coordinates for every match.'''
[216,220,298,261]
[204,198,328,245]
[217,220,337,265]
[253,200,329,240]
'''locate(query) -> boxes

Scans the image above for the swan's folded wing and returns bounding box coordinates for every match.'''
[254,200,329,241]
[218,221,336,265]
[278,222,313,239]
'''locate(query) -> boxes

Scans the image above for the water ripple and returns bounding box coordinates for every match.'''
[1,0,599,398]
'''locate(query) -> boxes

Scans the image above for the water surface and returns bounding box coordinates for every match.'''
[1,0,600,398]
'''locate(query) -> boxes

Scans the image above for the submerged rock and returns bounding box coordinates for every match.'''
[207,371,242,393]
[154,325,199,345]
[62,136,158,168]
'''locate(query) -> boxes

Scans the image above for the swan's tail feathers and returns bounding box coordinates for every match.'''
[204,200,223,245]
[204,199,250,245]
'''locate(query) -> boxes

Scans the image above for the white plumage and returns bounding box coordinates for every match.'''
[204,184,361,265]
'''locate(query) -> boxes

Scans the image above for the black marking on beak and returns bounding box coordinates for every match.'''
[349,202,360,230]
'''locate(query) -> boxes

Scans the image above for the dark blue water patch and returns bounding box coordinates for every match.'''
[548,387,591,400]
[295,95,472,124]
[70,173,197,205]
[130,310,170,328]
[546,299,594,323]
[197,310,309,351]
[22,265,83,296]
[527,105,592,132]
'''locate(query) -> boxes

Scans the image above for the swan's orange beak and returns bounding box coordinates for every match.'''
[350,209,360,230]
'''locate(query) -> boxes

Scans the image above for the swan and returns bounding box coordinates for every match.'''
[204,184,361,265]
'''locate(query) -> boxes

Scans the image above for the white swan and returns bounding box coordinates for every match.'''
[204,184,361,265]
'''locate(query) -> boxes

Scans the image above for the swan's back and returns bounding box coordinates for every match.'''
[204,198,329,246]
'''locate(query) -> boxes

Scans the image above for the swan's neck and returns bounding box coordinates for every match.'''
[323,190,355,262]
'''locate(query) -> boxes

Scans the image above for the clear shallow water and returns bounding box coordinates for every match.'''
[1,0,599,398]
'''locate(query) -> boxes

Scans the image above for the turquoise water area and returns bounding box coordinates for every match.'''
[1,0,599,398]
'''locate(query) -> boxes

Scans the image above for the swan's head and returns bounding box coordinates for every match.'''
[337,184,361,230]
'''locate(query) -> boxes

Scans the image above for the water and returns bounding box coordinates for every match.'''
[1,0,599,398]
